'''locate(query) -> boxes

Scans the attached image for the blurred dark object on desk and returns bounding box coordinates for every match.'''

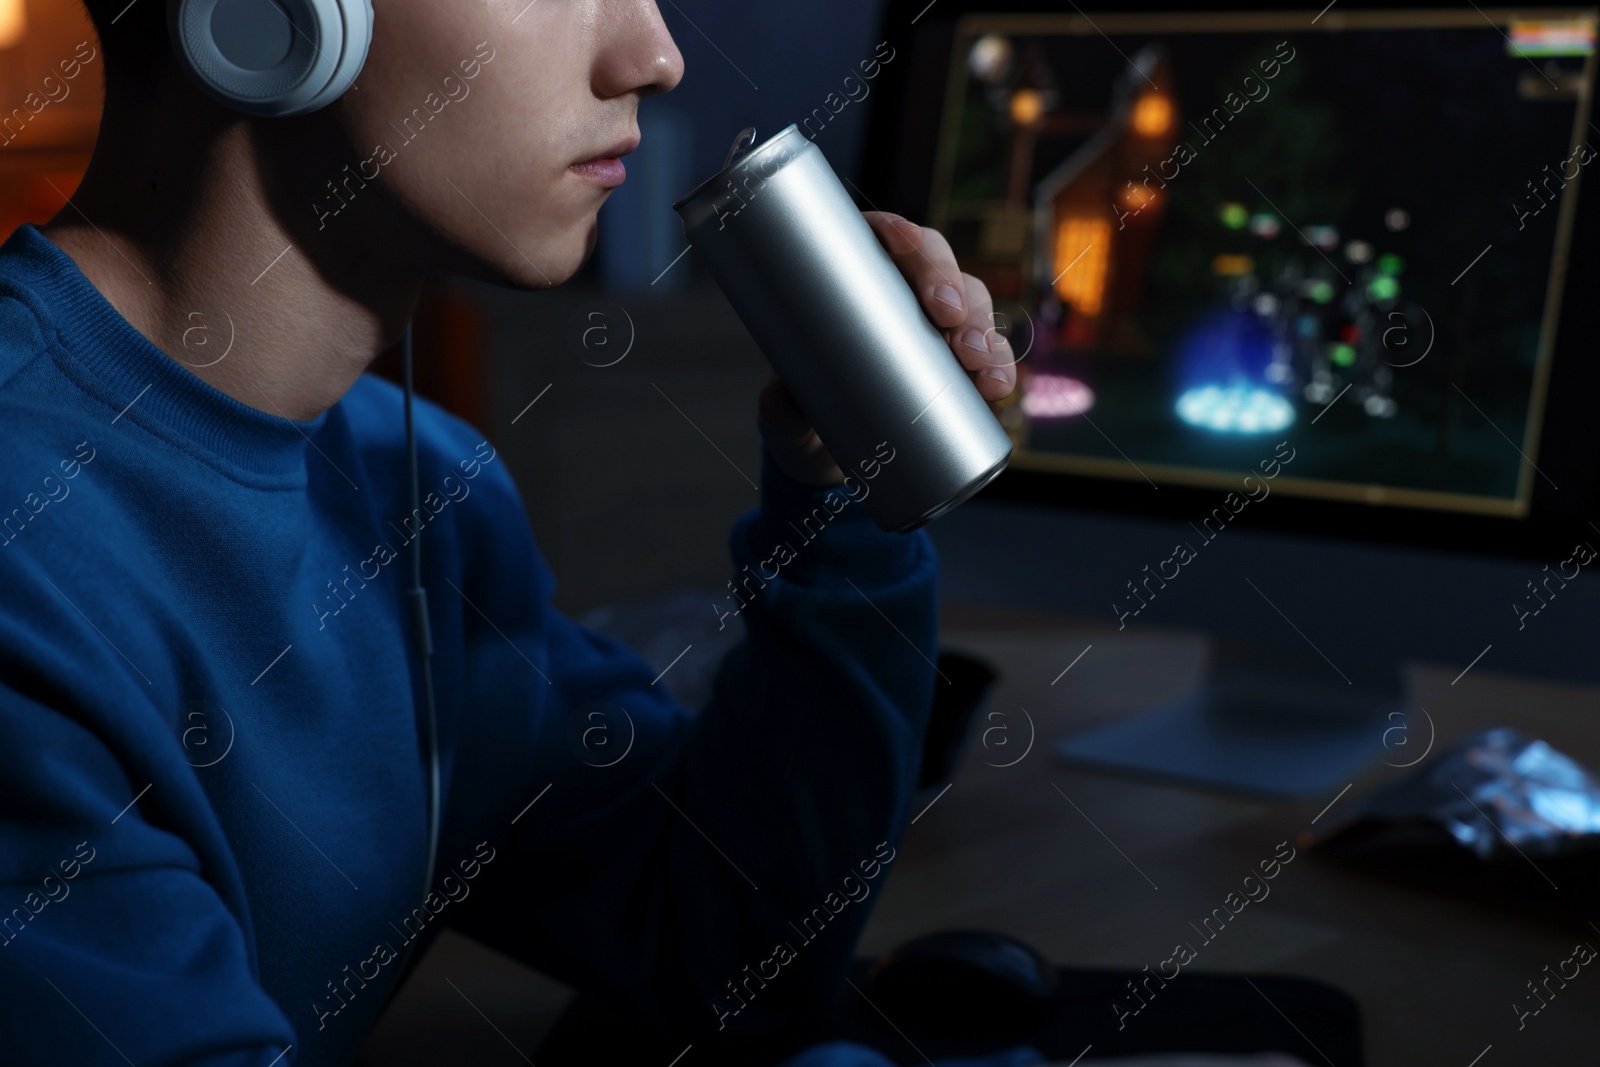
[920,651,999,787]
[536,928,1364,1066]
[862,928,1058,1035]
[1309,727,1600,925]
[834,955,1362,1066]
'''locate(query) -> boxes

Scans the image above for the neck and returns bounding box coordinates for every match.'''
[40,92,423,422]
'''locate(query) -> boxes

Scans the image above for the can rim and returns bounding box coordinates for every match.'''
[671,123,804,213]
[886,450,1013,534]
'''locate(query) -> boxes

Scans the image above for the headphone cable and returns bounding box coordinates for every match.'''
[402,322,442,910]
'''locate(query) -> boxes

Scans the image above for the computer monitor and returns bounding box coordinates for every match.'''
[860,1,1600,796]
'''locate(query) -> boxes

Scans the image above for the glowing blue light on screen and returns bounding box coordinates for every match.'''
[1175,385,1295,434]
[1172,309,1293,434]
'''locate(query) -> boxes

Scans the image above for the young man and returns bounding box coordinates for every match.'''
[0,1,1016,1063]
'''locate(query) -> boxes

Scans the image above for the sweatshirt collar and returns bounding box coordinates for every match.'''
[1,223,331,484]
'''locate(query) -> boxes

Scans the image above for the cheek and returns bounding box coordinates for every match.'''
[337,1,600,285]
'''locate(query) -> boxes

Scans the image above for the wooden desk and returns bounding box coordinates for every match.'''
[360,606,1600,1065]
[860,606,1600,1065]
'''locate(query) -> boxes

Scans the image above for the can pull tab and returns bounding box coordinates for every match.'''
[723,127,757,170]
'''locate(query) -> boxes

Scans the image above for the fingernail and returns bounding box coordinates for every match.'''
[982,368,1011,384]
[962,328,990,353]
[934,284,964,312]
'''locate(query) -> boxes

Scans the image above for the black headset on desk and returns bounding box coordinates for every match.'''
[165,0,444,944]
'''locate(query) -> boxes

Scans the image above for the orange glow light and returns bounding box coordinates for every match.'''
[1131,93,1172,137]
[1211,254,1255,276]
[1010,89,1044,126]
[1118,184,1157,211]
[0,0,27,49]
[1054,216,1111,315]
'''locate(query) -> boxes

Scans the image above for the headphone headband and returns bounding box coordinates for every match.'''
[168,0,372,117]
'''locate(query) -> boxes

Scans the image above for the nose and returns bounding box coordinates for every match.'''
[595,0,686,99]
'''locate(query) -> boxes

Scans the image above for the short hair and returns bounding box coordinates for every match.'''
[80,0,175,101]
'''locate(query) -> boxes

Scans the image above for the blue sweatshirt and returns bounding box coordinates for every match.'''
[0,223,939,1066]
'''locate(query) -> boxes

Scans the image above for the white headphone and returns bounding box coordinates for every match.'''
[168,0,373,117]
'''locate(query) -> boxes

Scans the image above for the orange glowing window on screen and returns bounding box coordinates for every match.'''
[1118,184,1157,211]
[1010,89,1044,126]
[1053,216,1110,316]
[1131,93,1172,137]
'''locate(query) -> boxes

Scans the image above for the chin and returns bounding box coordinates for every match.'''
[545,215,601,287]
[479,220,598,291]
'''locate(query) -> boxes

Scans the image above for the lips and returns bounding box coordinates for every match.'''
[569,135,638,189]
[572,136,641,167]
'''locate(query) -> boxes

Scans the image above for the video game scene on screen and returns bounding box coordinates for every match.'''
[935,13,1590,516]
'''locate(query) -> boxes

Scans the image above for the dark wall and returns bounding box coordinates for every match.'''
[595,0,893,292]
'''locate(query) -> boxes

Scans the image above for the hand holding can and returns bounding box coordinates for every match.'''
[674,124,1015,533]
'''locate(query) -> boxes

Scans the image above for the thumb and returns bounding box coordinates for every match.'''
[756,371,815,450]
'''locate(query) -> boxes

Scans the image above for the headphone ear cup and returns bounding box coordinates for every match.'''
[168,0,364,117]
[300,0,372,113]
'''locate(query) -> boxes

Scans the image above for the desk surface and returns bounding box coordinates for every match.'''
[859,605,1600,1066]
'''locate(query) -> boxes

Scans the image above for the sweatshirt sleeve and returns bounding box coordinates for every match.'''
[446,441,940,1041]
[0,581,297,1065]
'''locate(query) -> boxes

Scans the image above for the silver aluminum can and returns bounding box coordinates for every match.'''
[672,124,1012,533]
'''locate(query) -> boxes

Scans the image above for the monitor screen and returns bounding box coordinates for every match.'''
[928,8,1596,517]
